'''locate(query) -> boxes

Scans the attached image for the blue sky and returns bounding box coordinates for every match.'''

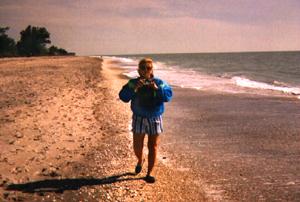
[1,0,299,55]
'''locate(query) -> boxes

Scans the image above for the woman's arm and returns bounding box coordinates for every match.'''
[119,80,136,102]
[156,80,173,102]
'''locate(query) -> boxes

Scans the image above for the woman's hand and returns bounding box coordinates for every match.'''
[149,81,159,90]
[134,79,144,92]
[135,79,158,92]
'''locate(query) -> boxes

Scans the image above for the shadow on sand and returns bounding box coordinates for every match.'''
[5,172,144,193]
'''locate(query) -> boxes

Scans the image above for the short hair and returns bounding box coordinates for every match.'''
[138,58,153,70]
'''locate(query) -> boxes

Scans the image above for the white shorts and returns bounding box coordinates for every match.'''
[132,115,163,135]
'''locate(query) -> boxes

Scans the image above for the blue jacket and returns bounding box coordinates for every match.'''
[119,77,172,118]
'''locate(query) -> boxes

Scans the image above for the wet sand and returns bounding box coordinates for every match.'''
[162,88,300,201]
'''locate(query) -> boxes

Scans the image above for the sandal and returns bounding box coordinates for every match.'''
[135,159,144,174]
[135,164,142,174]
[144,175,156,183]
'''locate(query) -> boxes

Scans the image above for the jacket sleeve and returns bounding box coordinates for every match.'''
[156,80,172,102]
[119,80,136,102]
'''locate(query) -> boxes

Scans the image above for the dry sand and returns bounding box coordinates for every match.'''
[0,57,207,201]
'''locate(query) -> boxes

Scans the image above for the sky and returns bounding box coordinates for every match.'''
[1,0,300,55]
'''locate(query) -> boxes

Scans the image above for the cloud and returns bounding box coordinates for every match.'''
[1,0,299,54]
[163,0,300,24]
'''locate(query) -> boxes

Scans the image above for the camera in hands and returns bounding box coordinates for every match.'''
[142,78,153,85]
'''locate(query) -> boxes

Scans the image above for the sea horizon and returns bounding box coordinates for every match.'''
[92,49,300,57]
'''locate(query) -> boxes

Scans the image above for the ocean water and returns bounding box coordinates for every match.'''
[102,51,300,97]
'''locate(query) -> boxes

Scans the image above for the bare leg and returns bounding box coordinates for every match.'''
[133,133,145,165]
[147,134,160,176]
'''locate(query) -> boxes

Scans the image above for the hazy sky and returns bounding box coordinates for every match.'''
[1,0,300,55]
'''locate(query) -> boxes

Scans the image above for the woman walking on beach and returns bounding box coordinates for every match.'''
[119,58,172,183]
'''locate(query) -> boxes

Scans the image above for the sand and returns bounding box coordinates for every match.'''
[162,88,300,201]
[3,56,298,201]
[0,57,207,201]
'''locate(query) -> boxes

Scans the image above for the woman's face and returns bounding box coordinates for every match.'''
[138,65,153,79]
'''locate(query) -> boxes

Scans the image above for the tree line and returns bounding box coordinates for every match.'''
[0,25,75,57]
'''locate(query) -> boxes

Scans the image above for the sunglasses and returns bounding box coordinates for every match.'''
[139,66,153,71]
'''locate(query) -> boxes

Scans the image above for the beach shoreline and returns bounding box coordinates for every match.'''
[106,57,300,201]
[2,56,298,201]
[0,56,208,201]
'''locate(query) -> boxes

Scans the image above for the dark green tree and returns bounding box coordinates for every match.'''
[0,27,17,57]
[49,45,68,56]
[17,25,51,56]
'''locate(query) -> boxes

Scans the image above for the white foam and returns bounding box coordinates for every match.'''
[193,87,202,90]
[122,70,139,79]
[104,56,137,65]
[107,56,232,91]
[104,56,300,97]
[232,76,300,95]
